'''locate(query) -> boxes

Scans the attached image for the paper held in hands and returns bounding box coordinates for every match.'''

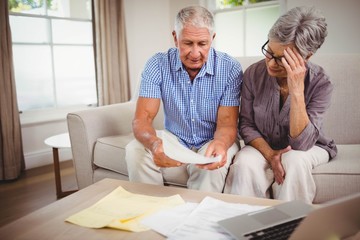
[161,131,222,164]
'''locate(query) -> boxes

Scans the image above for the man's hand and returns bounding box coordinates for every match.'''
[151,138,184,168]
[268,145,292,184]
[196,105,238,170]
[196,139,227,170]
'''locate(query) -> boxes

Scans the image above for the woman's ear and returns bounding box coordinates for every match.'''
[305,52,313,61]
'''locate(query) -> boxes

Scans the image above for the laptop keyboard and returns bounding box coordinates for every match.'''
[244,217,304,240]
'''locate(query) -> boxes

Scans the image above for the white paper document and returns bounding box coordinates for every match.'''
[141,196,268,239]
[161,131,221,164]
[141,202,199,236]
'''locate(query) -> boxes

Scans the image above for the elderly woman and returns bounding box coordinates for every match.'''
[224,6,337,203]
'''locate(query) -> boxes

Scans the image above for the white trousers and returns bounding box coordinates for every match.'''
[125,130,239,193]
[224,145,329,203]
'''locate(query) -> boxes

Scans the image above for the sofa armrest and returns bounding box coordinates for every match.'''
[67,101,137,189]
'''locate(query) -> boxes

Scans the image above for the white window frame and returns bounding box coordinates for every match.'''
[9,5,97,125]
[202,0,286,57]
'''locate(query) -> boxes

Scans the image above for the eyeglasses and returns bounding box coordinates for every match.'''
[261,40,284,67]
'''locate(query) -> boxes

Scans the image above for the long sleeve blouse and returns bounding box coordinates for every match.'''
[239,59,337,159]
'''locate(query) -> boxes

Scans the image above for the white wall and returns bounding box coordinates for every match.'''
[21,0,359,169]
[20,106,88,169]
[285,0,360,55]
[22,120,72,169]
[124,0,201,96]
[124,0,171,97]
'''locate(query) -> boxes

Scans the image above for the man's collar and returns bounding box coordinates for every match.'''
[175,48,215,76]
[204,48,215,76]
[175,48,183,71]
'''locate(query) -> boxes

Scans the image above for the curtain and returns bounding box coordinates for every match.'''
[0,0,25,180]
[93,0,130,106]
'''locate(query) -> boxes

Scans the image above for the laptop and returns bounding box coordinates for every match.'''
[218,193,360,240]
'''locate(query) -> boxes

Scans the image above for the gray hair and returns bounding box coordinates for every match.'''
[174,6,214,38]
[268,6,327,58]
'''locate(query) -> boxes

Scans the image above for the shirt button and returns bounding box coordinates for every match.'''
[191,119,195,122]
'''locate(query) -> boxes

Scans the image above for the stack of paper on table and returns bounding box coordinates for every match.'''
[66,186,184,232]
[66,185,268,238]
[141,196,268,239]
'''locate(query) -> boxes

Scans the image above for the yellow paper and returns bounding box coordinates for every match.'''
[66,186,185,232]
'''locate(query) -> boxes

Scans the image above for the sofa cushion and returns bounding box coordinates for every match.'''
[312,144,360,203]
[93,133,134,176]
[312,144,360,174]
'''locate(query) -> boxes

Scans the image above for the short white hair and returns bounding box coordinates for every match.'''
[174,6,214,38]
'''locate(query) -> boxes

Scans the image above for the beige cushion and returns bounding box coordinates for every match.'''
[94,133,134,176]
[313,174,360,204]
[312,144,360,203]
[311,55,360,144]
[312,145,360,174]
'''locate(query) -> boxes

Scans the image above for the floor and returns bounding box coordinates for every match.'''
[0,160,78,228]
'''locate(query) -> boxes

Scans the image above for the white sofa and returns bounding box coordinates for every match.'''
[67,54,360,203]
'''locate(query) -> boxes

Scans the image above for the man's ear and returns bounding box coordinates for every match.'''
[212,33,216,40]
[172,31,178,47]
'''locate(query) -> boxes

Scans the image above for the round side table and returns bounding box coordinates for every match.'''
[44,133,77,199]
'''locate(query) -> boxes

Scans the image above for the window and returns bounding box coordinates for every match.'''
[9,0,97,112]
[213,0,280,57]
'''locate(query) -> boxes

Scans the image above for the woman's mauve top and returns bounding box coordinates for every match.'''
[239,59,337,159]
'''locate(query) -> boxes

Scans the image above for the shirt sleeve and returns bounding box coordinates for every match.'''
[239,68,264,143]
[220,60,243,107]
[139,54,162,99]
[288,69,333,150]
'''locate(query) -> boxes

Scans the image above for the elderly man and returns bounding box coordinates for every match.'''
[125,6,242,192]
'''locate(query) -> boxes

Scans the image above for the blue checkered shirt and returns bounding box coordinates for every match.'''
[139,48,243,149]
